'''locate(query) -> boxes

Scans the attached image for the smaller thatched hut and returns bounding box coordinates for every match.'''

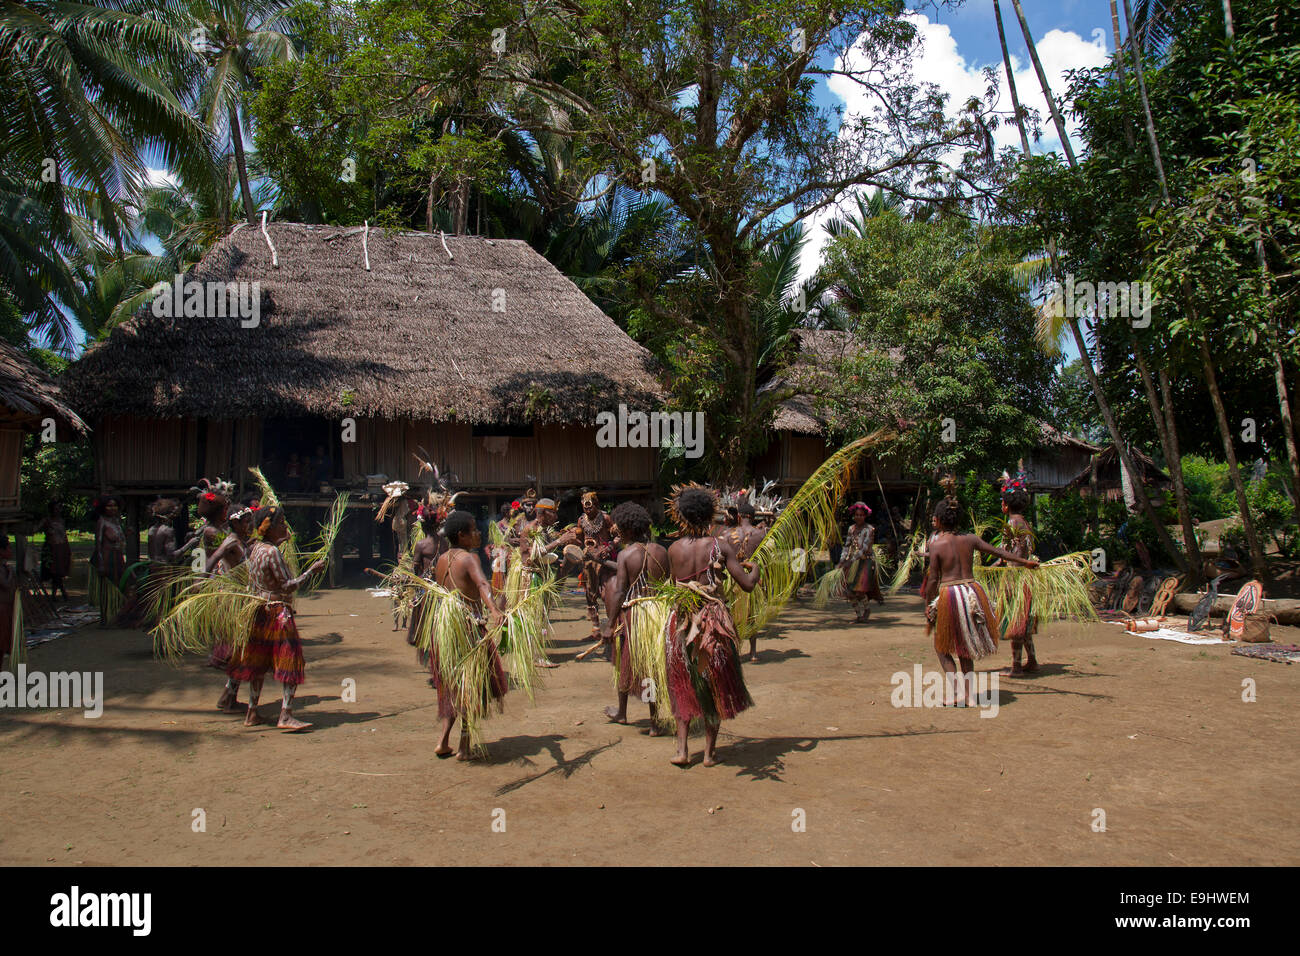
[0,342,87,524]
[1064,443,1171,502]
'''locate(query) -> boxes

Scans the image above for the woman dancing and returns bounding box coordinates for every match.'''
[662,485,759,767]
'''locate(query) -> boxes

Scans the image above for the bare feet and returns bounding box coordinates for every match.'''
[277,711,312,732]
[536,657,560,669]
[998,664,1024,677]
[244,707,264,727]
[1022,659,1040,672]
[670,752,690,767]
[702,754,719,767]
[434,744,454,758]
[648,725,664,737]
[604,705,627,724]
[746,652,758,663]
[217,692,244,713]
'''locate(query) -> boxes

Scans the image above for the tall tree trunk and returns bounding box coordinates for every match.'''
[1008,0,1077,167]
[994,0,1032,155]
[426,172,435,233]
[1113,0,1200,579]
[230,104,256,226]
[1132,331,1202,578]
[1121,0,1268,577]
[1001,0,1185,567]
[1157,366,1202,577]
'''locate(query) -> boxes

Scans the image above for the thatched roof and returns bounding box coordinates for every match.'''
[0,341,87,433]
[63,223,664,424]
[769,328,862,434]
[1038,422,1102,454]
[1065,443,1170,491]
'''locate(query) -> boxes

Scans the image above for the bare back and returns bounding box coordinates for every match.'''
[435,548,486,607]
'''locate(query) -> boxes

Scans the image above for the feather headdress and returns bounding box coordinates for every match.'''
[666,482,719,536]
[375,480,410,522]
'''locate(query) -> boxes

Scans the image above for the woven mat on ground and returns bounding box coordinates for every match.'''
[24,605,102,647]
[1231,643,1300,664]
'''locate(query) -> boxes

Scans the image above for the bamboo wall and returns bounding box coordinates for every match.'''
[104,416,658,492]
[97,415,199,487]
[0,425,22,513]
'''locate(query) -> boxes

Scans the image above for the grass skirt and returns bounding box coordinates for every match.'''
[1000,581,1036,643]
[665,600,753,724]
[429,623,508,722]
[228,602,305,686]
[88,565,124,624]
[929,580,1000,660]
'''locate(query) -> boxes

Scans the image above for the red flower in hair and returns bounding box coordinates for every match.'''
[203,492,218,501]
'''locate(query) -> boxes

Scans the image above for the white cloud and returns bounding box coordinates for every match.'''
[144,167,178,189]
[796,13,1108,288]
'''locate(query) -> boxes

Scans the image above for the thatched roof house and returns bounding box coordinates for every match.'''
[1064,442,1170,500]
[62,223,666,559]
[0,341,87,521]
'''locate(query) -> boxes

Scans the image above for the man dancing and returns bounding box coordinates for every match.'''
[578,490,616,642]
[923,491,1037,706]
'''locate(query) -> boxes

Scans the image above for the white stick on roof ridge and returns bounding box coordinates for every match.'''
[363,221,371,271]
[439,229,454,261]
[260,211,278,268]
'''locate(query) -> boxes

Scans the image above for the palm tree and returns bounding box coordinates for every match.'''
[0,0,208,348]
[1118,0,1267,576]
[187,0,299,226]
[993,0,1033,156]
[999,0,1187,570]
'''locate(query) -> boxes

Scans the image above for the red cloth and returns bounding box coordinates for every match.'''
[228,602,305,685]
[665,600,752,723]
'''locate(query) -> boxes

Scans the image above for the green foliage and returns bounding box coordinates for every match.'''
[816,211,1054,477]
[21,436,94,527]
[1038,493,1091,554]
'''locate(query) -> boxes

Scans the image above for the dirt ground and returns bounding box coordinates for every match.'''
[2,576,1297,866]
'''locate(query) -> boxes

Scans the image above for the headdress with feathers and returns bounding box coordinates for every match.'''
[666,482,719,537]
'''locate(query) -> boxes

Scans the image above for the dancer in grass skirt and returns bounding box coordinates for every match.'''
[662,484,760,767]
[208,506,257,713]
[601,501,669,731]
[90,495,126,626]
[228,506,324,731]
[995,469,1039,675]
[923,486,1036,706]
[838,501,883,622]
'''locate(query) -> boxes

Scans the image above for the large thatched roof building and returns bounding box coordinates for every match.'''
[0,342,87,522]
[62,223,665,558]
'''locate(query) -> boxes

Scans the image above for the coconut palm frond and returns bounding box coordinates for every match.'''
[620,591,673,729]
[151,564,260,660]
[295,492,348,591]
[974,552,1097,626]
[889,529,929,593]
[813,566,845,609]
[747,428,897,629]
[496,573,558,703]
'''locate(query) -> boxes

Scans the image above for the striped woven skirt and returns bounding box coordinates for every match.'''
[228,602,305,686]
[929,580,1000,660]
[665,601,753,724]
